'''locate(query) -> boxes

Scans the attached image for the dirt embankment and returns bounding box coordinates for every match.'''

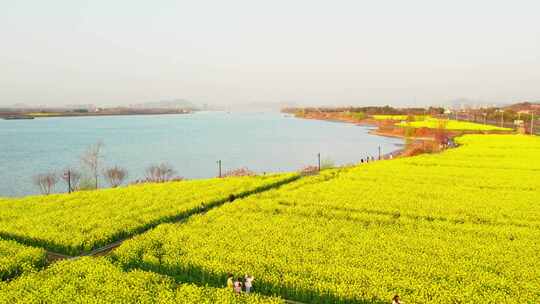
[295,112,411,137]
[297,112,363,124]
[292,112,461,158]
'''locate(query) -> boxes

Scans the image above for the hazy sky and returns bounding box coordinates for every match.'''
[1,0,539,107]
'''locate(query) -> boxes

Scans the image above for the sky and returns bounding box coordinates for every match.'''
[1,0,539,107]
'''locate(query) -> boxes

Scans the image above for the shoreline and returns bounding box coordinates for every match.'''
[0,111,193,120]
[285,111,466,158]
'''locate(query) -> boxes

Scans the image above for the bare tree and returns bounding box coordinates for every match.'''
[103,166,128,187]
[81,141,104,189]
[33,173,58,195]
[60,168,82,192]
[145,163,176,183]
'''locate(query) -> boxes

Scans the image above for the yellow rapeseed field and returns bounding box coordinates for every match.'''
[112,135,540,303]
[0,174,297,255]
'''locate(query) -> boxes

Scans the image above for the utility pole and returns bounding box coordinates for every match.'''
[217,160,222,178]
[64,169,71,194]
[500,110,504,128]
[378,145,381,160]
[532,112,535,135]
[317,153,321,171]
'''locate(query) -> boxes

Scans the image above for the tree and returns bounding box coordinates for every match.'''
[145,163,176,183]
[404,116,415,149]
[434,119,449,150]
[60,168,82,192]
[81,141,104,189]
[33,173,58,195]
[103,166,128,187]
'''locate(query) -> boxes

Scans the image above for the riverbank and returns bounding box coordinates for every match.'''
[0,109,193,119]
[285,110,516,157]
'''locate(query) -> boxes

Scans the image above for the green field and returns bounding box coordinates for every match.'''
[0,239,46,281]
[397,118,512,131]
[0,257,283,304]
[111,135,540,303]
[0,174,297,255]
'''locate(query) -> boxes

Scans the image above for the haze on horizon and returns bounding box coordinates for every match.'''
[1,0,539,108]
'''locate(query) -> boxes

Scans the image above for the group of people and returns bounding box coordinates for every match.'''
[226,273,254,294]
[360,154,394,164]
[226,273,402,303]
[360,156,376,163]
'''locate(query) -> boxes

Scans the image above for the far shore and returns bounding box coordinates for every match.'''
[0,109,193,120]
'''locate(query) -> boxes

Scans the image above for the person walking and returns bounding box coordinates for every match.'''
[244,274,254,293]
[392,294,403,304]
[234,277,243,294]
[226,273,234,291]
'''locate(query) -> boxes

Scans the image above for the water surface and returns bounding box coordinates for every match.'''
[0,112,402,197]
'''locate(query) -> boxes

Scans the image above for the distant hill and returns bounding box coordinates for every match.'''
[504,102,540,113]
[129,99,197,110]
[225,101,299,112]
[444,98,506,110]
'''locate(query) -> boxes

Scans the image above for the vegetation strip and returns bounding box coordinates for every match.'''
[396,118,512,131]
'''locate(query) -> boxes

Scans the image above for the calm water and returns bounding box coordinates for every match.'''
[0,112,402,197]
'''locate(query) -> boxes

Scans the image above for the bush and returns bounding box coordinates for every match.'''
[221,168,257,178]
[78,177,97,191]
[320,158,335,170]
[103,166,128,187]
[299,165,319,176]
[145,163,176,183]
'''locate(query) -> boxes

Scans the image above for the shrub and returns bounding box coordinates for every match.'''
[299,165,319,176]
[221,168,257,178]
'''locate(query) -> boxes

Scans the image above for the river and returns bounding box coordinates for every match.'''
[0,111,402,197]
